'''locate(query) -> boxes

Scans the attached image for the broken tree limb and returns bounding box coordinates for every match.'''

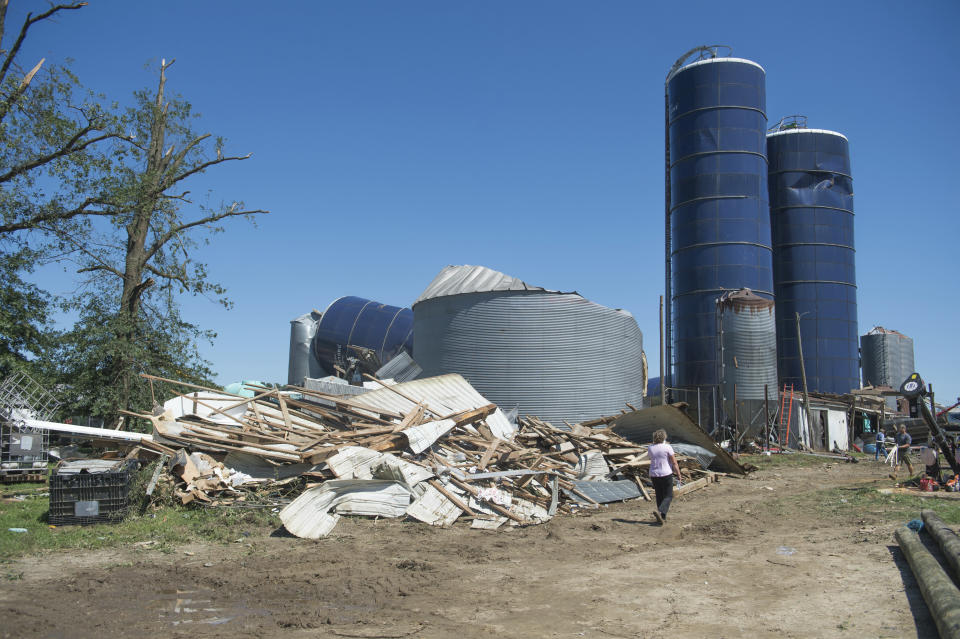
[895,526,960,639]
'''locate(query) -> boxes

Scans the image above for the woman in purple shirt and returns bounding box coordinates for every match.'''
[648,429,684,525]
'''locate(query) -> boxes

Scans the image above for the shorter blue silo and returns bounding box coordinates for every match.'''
[767,121,858,395]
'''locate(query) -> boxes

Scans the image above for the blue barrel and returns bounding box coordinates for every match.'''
[312,296,414,375]
[767,128,858,395]
[668,55,773,391]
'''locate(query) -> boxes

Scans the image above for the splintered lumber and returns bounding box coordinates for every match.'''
[922,510,960,581]
[895,526,960,639]
[428,479,477,517]
[448,476,526,524]
[675,474,716,498]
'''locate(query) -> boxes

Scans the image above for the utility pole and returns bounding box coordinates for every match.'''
[659,295,664,406]
[796,312,814,449]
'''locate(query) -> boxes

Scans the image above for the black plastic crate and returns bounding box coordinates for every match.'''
[1,421,49,479]
[48,460,137,526]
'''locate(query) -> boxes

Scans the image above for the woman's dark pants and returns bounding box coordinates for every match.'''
[651,475,674,519]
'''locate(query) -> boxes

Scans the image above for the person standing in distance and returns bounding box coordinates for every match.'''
[875,426,886,461]
[649,428,683,525]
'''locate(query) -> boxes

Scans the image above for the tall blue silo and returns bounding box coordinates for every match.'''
[767,121,858,395]
[666,47,773,413]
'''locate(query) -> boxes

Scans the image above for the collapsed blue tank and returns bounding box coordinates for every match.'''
[312,296,414,376]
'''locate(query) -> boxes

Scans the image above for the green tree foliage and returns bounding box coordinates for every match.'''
[0,248,51,379]
[0,2,119,381]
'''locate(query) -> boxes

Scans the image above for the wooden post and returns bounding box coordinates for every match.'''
[895,526,960,638]
[659,295,664,406]
[764,384,770,452]
[796,312,814,450]
[922,510,960,582]
[733,383,739,449]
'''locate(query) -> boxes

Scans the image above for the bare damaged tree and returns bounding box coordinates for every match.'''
[49,58,268,418]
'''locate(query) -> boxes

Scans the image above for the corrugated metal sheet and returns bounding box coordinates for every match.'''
[414,267,645,425]
[280,480,412,539]
[406,482,462,527]
[348,373,515,440]
[375,351,423,383]
[413,264,552,306]
[302,376,370,398]
[612,405,745,474]
[288,311,323,386]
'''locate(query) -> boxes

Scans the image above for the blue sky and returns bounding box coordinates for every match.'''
[11,1,960,401]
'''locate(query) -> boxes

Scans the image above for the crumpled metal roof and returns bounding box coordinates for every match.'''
[349,373,515,440]
[612,405,746,475]
[413,265,555,306]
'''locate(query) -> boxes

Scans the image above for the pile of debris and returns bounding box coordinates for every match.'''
[41,373,743,536]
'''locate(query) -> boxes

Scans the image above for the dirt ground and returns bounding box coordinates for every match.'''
[0,458,939,639]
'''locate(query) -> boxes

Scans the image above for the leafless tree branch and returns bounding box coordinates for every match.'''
[0,2,86,91]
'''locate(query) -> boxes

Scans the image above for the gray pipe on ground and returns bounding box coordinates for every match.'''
[923,510,960,582]
[895,526,960,639]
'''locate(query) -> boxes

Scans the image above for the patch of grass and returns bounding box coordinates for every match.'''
[760,480,960,526]
[741,452,853,470]
[0,466,279,560]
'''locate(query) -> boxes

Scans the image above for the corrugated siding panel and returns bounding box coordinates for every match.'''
[349,374,515,439]
[413,291,645,424]
[720,302,778,400]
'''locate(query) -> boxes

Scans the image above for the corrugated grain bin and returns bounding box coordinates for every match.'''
[861,326,915,410]
[717,289,778,435]
[412,265,646,424]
